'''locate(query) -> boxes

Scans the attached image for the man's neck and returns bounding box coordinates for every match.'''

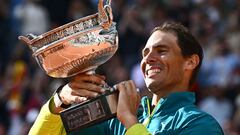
[151,89,188,106]
[151,91,169,106]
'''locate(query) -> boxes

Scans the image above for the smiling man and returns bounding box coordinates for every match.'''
[29,22,224,135]
[122,22,224,134]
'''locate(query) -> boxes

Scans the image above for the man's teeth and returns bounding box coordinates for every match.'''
[147,69,161,75]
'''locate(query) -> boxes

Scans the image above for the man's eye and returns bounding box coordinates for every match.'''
[157,50,167,54]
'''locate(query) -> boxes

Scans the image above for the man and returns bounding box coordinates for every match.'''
[29,22,224,135]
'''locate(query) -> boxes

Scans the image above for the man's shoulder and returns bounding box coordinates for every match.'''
[176,104,217,123]
[174,105,223,132]
[171,105,224,135]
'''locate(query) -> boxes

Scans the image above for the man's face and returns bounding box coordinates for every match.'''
[141,31,187,93]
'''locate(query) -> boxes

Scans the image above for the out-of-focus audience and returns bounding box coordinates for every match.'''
[0,0,240,134]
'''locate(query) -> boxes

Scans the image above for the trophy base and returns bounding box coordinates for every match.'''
[60,90,118,133]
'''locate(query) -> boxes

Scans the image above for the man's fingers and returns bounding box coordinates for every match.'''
[116,81,127,92]
[122,81,131,95]
[128,80,136,90]
[129,81,140,99]
[118,80,137,94]
[72,74,106,85]
[69,82,105,93]
[69,96,88,104]
[117,80,140,108]
[72,89,99,98]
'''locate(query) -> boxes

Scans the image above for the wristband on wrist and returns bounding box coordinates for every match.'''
[53,85,71,109]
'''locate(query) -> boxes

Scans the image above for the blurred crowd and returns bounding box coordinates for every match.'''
[0,0,240,134]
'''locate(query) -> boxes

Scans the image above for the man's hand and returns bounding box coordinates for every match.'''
[52,73,106,113]
[115,80,141,129]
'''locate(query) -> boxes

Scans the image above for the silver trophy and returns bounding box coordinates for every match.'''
[19,0,118,133]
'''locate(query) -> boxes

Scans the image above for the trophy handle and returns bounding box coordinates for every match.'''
[98,0,113,29]
[18,33,39,52]
[18,36,31,44]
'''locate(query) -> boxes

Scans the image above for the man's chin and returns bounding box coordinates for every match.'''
[146,82,157,90]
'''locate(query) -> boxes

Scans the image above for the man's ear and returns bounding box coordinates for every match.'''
[184,54,200,70]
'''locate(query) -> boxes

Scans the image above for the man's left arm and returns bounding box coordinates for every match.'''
[115,80,151,135]
[29,98,66,135]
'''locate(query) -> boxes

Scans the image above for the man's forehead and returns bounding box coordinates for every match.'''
[144,31,177,48]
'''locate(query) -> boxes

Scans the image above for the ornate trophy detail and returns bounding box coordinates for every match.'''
[19,0,118,133]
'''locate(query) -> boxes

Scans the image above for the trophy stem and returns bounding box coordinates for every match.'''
[85,69,115,92]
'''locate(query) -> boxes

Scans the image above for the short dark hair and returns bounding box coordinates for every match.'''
[151,21,203,86]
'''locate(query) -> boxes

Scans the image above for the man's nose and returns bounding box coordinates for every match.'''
[144,52,157,64]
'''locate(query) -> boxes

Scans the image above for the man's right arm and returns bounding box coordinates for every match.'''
[29,97,66,135]
[29,73,106,134]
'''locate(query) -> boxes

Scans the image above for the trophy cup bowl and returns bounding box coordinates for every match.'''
[19,0,119,133]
